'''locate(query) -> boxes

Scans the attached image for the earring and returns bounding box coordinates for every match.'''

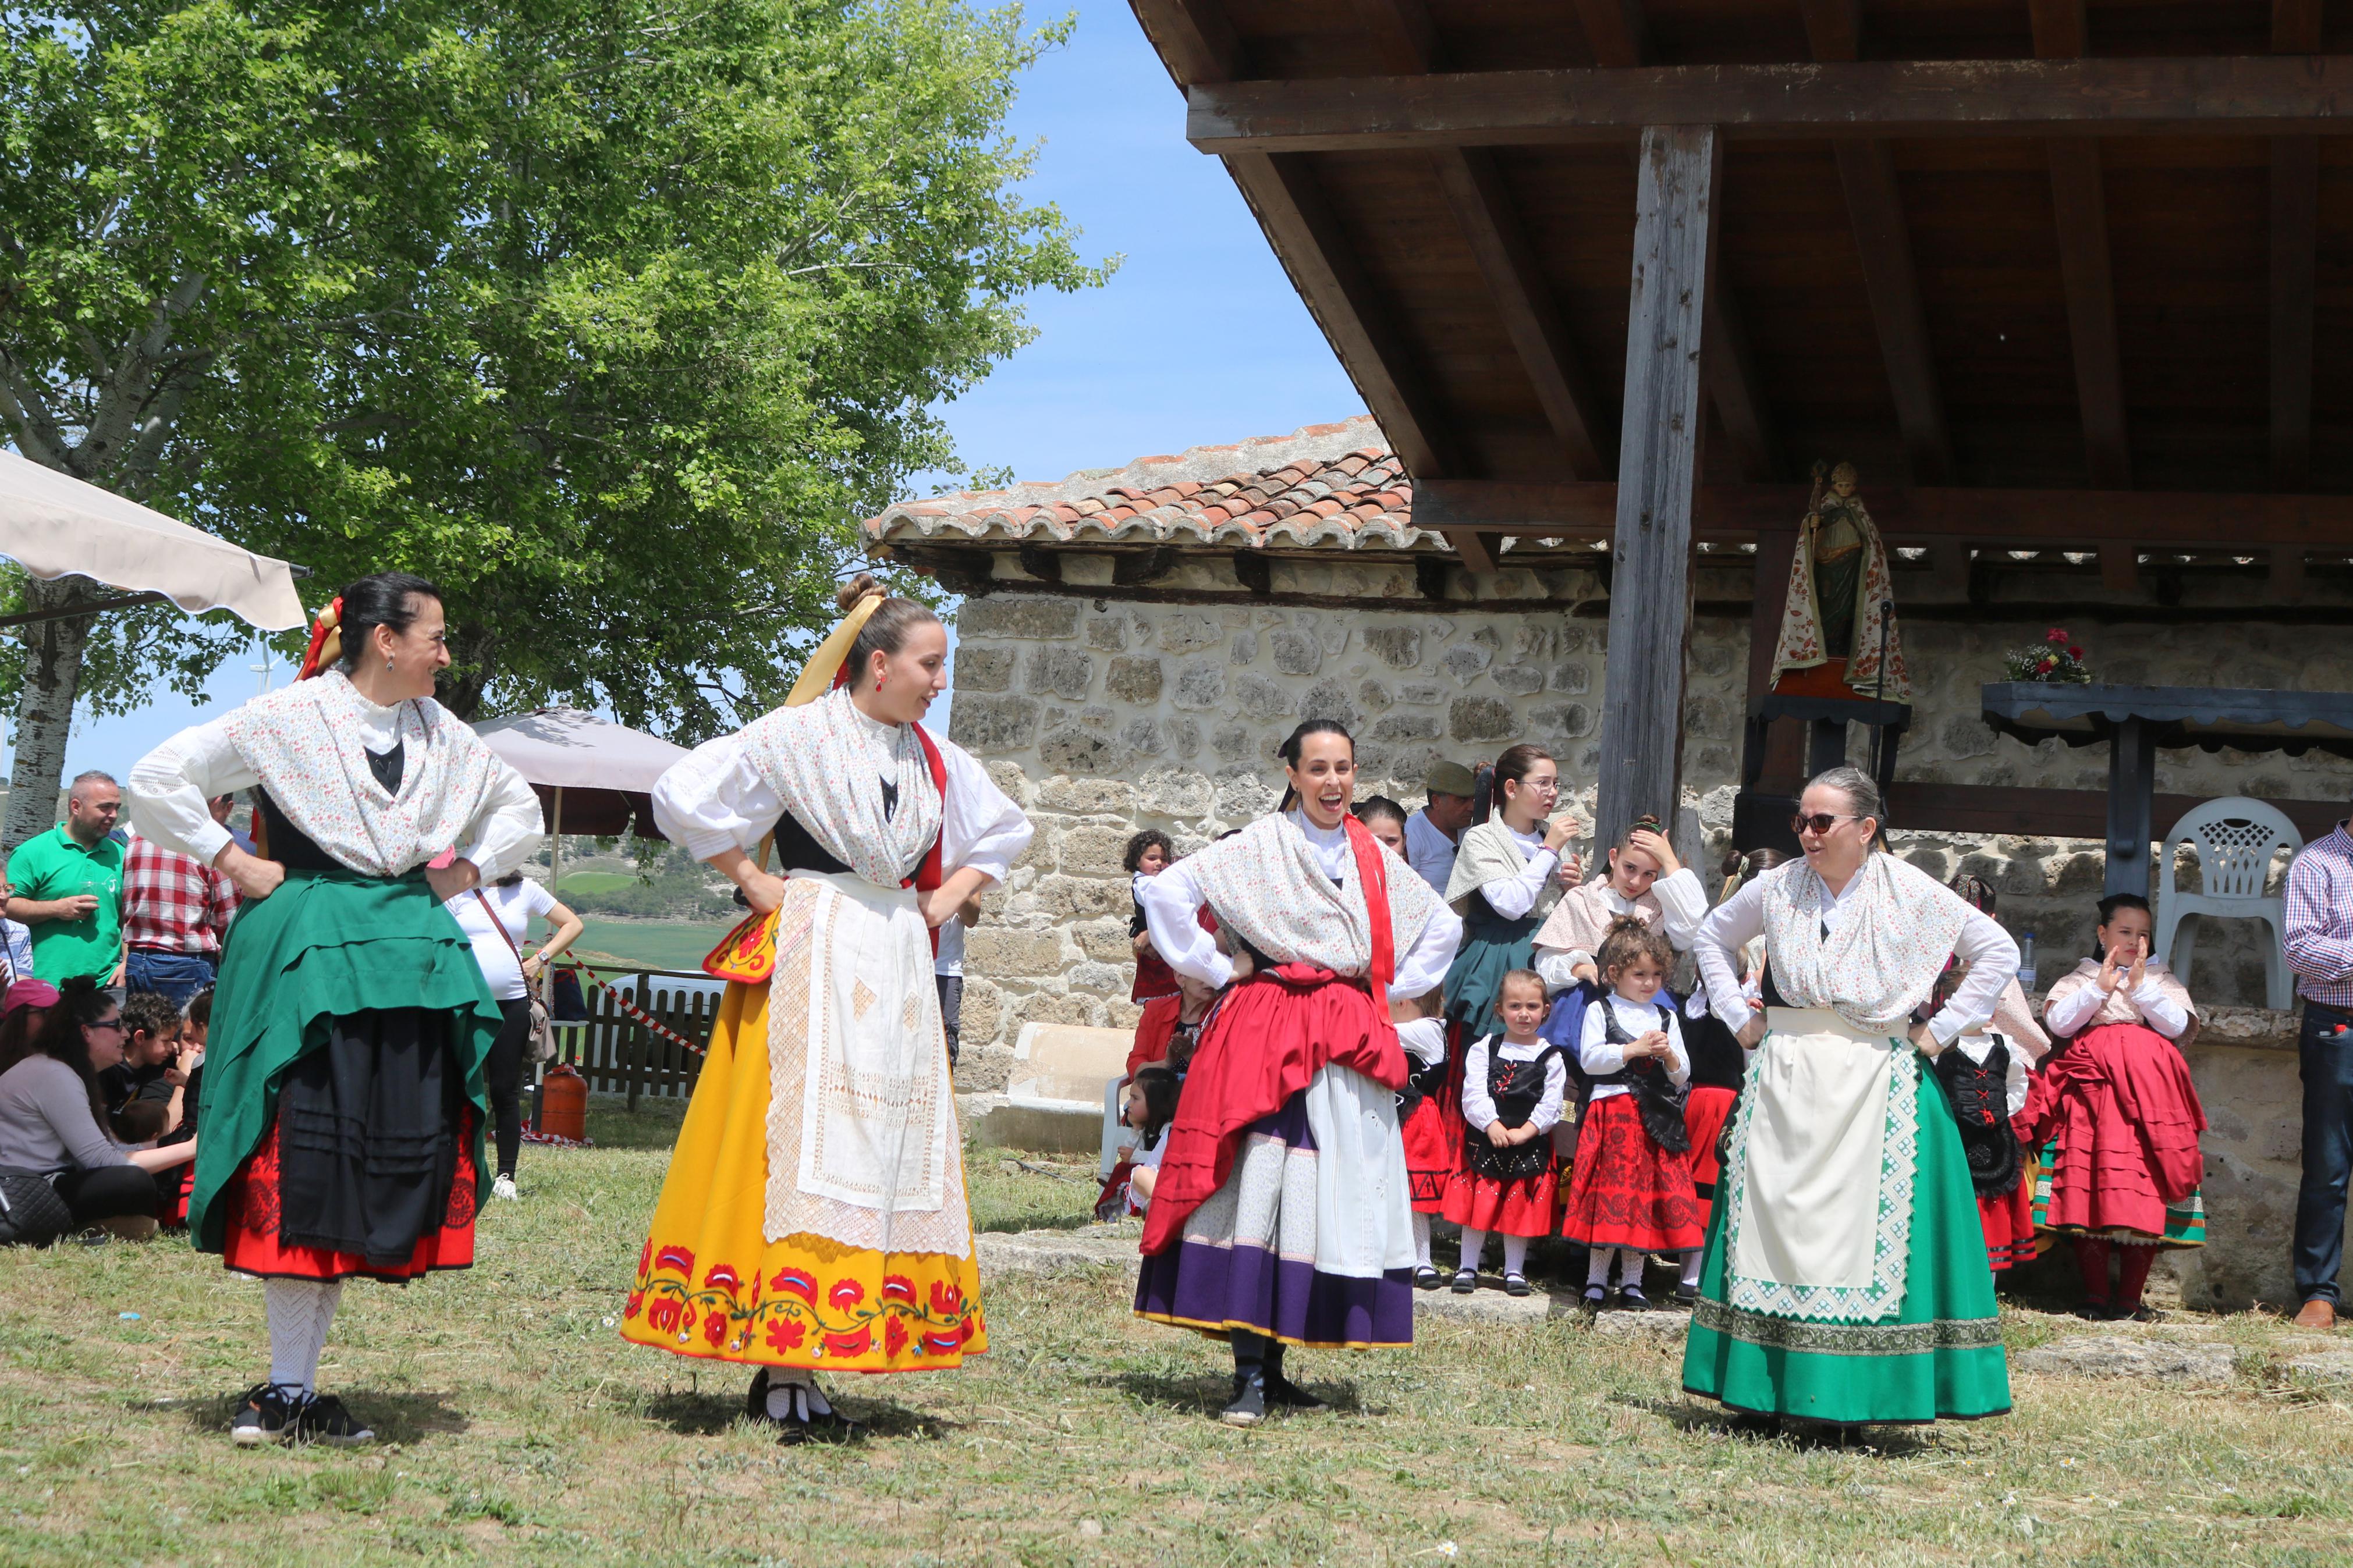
[876,671,886,691]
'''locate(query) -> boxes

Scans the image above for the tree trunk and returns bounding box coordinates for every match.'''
[5,577,94,854]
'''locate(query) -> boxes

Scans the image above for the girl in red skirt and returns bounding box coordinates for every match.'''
[1443,969,1567,1297]
[1564,918,1702,1309]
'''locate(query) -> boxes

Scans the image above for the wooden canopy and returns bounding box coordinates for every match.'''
[1128,0,2353,837]
[1133,1,2353,575]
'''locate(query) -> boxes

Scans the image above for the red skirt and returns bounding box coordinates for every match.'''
[219,1115,480,1282]
[1401,1023,1467,1214]
[1560,1094,1703,1251]
[1124,992,1183,1080]
[1979,1174,2038,1272]
[1441,1164,1558,1236]
[1683,1085,1737,1225]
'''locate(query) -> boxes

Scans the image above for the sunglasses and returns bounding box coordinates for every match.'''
[1790,812,1863,837]
[86,1019,124,1033]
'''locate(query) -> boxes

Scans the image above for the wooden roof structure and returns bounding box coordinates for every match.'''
[1132,0,2353,595]
[1126,0,2353,837]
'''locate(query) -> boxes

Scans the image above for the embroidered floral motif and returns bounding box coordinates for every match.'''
[628,1242,982,1366]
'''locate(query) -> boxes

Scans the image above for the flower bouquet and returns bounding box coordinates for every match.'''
[2004,627,2093,684]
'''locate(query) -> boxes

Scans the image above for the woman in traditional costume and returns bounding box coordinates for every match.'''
[618,577,1029,1439]
[1134,720,1460,1427]
[1412,746,1576,1288]
[1685,767,2015,1428]
[127,573,542,1446]
[2035,893,2206,1320]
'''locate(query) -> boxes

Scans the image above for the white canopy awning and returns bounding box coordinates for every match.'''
[474,707,687,793]
[0,448,306,629]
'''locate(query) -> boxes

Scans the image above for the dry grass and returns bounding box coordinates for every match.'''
[0,1097,2347,1566]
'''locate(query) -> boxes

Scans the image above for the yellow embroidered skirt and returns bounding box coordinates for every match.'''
[619,975,986,1373]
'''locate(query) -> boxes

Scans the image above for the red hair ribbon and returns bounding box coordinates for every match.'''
[296,596,345,681]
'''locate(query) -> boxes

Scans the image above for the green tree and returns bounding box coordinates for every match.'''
[0,1,1103,846]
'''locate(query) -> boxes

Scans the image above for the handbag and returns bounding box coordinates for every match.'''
[0,1172,74,1247]
[474,888,555,1064]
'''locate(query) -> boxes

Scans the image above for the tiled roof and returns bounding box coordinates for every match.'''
[864,417,1446,552]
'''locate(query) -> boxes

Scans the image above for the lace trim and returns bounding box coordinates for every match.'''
[1722,1041,1918,1324]
[1692,1295,2003,1355]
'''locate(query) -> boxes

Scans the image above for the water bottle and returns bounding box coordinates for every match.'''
[2017,930,2037,991]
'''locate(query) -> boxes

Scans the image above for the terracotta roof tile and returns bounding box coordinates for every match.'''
[863,416,1443,554]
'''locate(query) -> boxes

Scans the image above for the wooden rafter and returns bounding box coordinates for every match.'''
[1186,56,2353,151]
[1572,0,1646,68]
[1357,0,1436,73]
[2031,0,2131,488]
[1128,0,1238,90]
[2272,2,2323,490]
[1801,10,1953,486]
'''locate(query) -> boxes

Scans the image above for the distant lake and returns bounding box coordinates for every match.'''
[569,916,732,977]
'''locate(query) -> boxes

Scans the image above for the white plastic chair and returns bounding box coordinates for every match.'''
[2155,797,2304,1011]
[1099,1074,1133,1178]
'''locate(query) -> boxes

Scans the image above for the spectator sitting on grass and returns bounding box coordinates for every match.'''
[0,977,196,1243]
[0,977,60,1075]
[98,991,192,1139]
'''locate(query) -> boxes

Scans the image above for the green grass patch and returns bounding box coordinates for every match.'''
[556,871,638,898]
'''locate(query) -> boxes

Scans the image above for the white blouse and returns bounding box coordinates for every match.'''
[2045,976,2192,1040]
[1578,992,1691,1100]
[1140,810,1464,997]
[1475,823,1561,921]
[129,706,542,880]
[1692,867,2018,1050]
[1396,1014,1449,1068]
[650,727,1031,884]
[1460,1032,1569,1133]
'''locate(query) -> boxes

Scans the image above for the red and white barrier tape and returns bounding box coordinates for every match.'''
[561,963,707,1057]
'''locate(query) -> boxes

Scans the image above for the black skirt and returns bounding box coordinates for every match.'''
[275,1008,467,1265]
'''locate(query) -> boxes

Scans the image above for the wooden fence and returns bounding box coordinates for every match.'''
[548,966,722,1107]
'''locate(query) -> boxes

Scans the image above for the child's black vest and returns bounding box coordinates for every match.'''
[1588,999,1691,1154]
[1932,1034,2022,1197]
[1465,1041,1565,1182]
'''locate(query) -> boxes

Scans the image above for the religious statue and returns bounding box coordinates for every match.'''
[1769,460,1910,702]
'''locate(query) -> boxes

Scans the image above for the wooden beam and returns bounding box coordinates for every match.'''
[2273,546,2310,602]
[2027,0,2087,60]
[1357,0,1436,73]
[1890,781,2347,842]
[1433,149,1613,479]
[2098,542,2139,593]
[1184,56,2353,152]
[2276,0,2324,52]
[1129,1,1238,90]
[1834,139,1954,483]
[1702,286,1781,481]
[1409,477,2353,547]
[1797,0,1862,63]
[1222,150,1466,482]
[1572,0,1645,68]
[2048,141,2130,486]
[2272,2,2323,490]
[1445,528,1498,573]
[1596,124,1719,843]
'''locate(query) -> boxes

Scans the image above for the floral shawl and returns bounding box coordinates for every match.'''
[737,687,942,888]
[1761,854,1971,1035]
[1186,812,1439,977]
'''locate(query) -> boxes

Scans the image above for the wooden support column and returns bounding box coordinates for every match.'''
[2272,0,2322,490]
[2105,716,2158,898]
[1596,124,1719,844]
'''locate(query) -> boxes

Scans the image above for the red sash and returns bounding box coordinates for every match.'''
[1138,815,1407,1255]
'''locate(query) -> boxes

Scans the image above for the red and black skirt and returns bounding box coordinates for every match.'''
[1560,1093,1703,1252]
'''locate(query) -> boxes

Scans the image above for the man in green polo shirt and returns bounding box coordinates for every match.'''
[5,770,127,986]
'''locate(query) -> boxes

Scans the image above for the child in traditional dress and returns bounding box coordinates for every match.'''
[2038,893,2207,1321]
[1563,918,1702,1309]
[1445,969,1567,1296]
[1360,797,1456,1283]
[1935,876,2050,1277]
[1532,817,1708,991]
[1097,1065,1180,1220]
[1125,831,1181,1078]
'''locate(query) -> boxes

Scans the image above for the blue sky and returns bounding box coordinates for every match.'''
[23,3,1361,784]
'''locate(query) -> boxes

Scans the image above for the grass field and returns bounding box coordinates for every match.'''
[553,872,637,899]
[3,1099,2349,1566]
[566,918,732,975]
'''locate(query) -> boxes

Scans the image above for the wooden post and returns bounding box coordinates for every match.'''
[2105,717,2157,898]
[1595,124,1720,844]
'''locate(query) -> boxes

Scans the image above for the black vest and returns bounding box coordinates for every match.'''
[1464,1041,1564,1182]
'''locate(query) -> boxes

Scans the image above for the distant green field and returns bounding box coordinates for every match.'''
[567,916,732,975]
[556,870,637,897]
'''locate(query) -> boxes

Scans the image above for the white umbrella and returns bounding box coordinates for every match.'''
[473,707,689,891]
[0,447,305,628]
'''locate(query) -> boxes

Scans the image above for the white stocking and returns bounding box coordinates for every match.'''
[1681,1249,1704,1288]
[766,1366,833,1420]
[1457,1228,1488,1273]
[1411,1211,1432,1270]
[1502,1234,1531,1277]
[1585,1245,1618,1289]
[265,1278,343,1395]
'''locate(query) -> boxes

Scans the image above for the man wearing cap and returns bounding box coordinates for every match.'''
[1405,761,1479,896]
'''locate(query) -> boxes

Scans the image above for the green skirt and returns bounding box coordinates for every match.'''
[189,868,501,1255]
[1442,899,1541,1035]
[1681,1049,2012,1425]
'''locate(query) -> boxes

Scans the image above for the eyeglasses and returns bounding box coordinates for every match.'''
[86,1019,123,1033]
[1790,812,1863,837]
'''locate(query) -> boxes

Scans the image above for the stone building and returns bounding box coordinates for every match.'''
[868,418,2353,1309]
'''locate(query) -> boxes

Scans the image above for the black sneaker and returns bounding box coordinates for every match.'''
[230,1383,300,1446]
[1219,1367,1267,1428]
[1503,1272,1532,1297]
[1412,1265,1442,1291]
[293,1393,374,1446]
[1449,1268,1479,1295]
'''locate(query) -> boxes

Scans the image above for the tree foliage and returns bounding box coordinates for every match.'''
[0,1,1103,742]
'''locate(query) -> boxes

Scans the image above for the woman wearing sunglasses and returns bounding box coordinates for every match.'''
[1682,766,2020,1430]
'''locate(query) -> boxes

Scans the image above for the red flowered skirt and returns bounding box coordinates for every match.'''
[1683,1085,1738,1225]
[219,1115,478,1282]
[1560,1094,1703,1251]
[1441,1164,1559,1236]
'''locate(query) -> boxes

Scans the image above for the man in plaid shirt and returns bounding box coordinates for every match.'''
[122,793,242,1007]
[2284,816,2353,1329]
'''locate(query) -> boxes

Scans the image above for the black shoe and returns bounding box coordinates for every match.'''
[1413,1265,1442,1291]
[1220,1366,1268,1427]
[2075,1302,2111,1321]
[1504,1272,1532,1297]
[1581,1285,1607,1311]
[230,1382,300,1447]
[1264,1370,1329,1411]
[1674,1282,1699,1306]
[1449,1268,1478,1295]
[747,1369,858,1443]
[292,1393,374,1446]
[1615,1286,1651,1311]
